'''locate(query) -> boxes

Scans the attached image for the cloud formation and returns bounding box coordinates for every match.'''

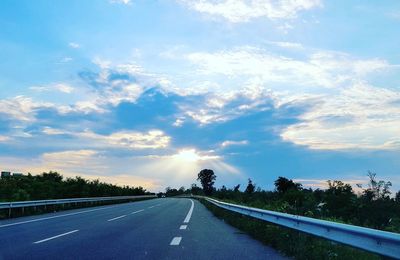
[281,83,400,150]
[186,47,390,89]
[30,83,74,94]
[181,0,322,23]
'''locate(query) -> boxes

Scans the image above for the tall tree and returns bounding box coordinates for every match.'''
[197,169,216,195]
[245,178,255,194]
[274,177,302,193]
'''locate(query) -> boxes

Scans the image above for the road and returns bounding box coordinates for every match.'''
[0,198,287,259]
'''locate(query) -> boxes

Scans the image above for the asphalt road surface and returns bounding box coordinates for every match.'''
[0,198,288,259]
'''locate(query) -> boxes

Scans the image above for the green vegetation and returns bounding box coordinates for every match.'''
[197,169,216,195]
[187,170,400,233]
[0,171,148,202]
[0,171,151,219]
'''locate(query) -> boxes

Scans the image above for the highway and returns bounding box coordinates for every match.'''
[0,198,287,259]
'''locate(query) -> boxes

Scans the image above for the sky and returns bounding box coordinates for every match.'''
[0,0,399,192]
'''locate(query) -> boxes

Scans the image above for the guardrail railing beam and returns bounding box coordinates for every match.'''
[0,195,156,217]
[189,195,400,259]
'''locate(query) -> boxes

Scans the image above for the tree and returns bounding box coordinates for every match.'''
[359,171,392,201]
[190,183,202,195]
[197,169,216,195]
[325,180,355,219]
[245,178,255,194]
[274,177,302,193]
[233,184,240,192]
[395,191,400,203]
[38,171,63,182]
[179,186,186,194]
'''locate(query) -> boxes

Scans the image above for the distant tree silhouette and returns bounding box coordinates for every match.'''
[245,179,255,194]
[165,187,180,197]
[0,171,148,202]
[197,169,216,195]
[396,191,400,203]
[274,177,302,193]
[190,183,202,195]
[233,184,240,192]
[363,171,392,200]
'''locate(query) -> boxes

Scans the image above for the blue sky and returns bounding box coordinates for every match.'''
[1,0,400,192]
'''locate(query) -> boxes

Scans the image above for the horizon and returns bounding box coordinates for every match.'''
[0,0,399,193]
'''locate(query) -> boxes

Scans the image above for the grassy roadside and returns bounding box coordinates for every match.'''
[200,198,383,260]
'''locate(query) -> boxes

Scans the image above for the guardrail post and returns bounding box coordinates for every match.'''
[8,202,12,218]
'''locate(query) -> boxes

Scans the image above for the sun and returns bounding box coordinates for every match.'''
[173,149,201,163]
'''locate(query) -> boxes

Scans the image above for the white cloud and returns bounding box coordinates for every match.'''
[110,0,132,5]
[186,47,390,89]
[281,83,400,150]
[42,128,171,150]
[173,118,185,127]
[55,84,74,93]
[221,140,249,147]
[30,83,74,93]
[0,135,10,142]
[84,130,171,149]
[42,127,67,135]
[180,0,322,23]
[68,42,80,49]
[267,41,304,49]
[0,96,54,122]
[42,150,101,169]
[92,57,112,69]
[182,86,274,124]
[60,57,73,63]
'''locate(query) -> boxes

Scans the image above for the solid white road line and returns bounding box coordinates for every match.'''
[107,215,127,222]
[180,225,187,230]
[183,199,194,223]
[131,209,144,214]
[148,206,155,209]
[170,237,182,246]
[0,205,121,228]
[33,230,79,244]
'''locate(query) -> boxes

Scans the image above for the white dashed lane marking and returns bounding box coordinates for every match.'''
[33,230,79,244]
[132,209,144,214]
[170,237,182,246]
[107,215,127,222]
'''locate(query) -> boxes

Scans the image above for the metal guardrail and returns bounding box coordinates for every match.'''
[0,195,156,216]
[195,196,400,259]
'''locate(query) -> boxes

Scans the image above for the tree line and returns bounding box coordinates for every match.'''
[0,171,149,201]
[171,169,400,233]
